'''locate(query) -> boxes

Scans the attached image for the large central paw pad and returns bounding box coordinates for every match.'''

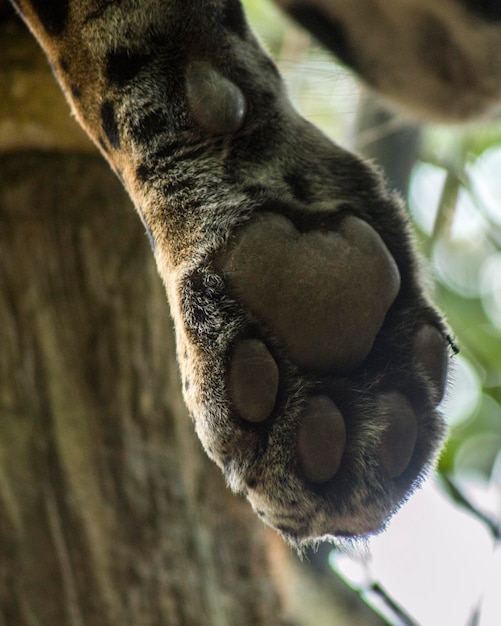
[220,213,400,373]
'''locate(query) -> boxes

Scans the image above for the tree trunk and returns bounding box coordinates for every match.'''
[0,14,282,626]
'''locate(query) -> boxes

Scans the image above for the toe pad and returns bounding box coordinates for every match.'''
[229,339,279,423]
[414,325,449,405]
[379,392,418,479]
[297,396,346,483]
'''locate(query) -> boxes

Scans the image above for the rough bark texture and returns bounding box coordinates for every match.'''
[0,14,282,625]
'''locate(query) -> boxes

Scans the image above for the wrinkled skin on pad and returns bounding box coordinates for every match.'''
[10,0,454,548]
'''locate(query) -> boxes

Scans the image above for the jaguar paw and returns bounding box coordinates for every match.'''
[177,204,451,547]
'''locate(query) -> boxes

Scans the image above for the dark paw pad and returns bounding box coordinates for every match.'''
[378,392,418,479]
[413,325,449,404]
[297,396,346,483]
[220,212,401,373]
[186,61,246,135]
[229,339,279,423]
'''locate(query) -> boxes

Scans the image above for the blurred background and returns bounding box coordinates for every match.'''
[244,1,501,624]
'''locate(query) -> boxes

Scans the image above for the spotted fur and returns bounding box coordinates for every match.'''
[9,0,494,547]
